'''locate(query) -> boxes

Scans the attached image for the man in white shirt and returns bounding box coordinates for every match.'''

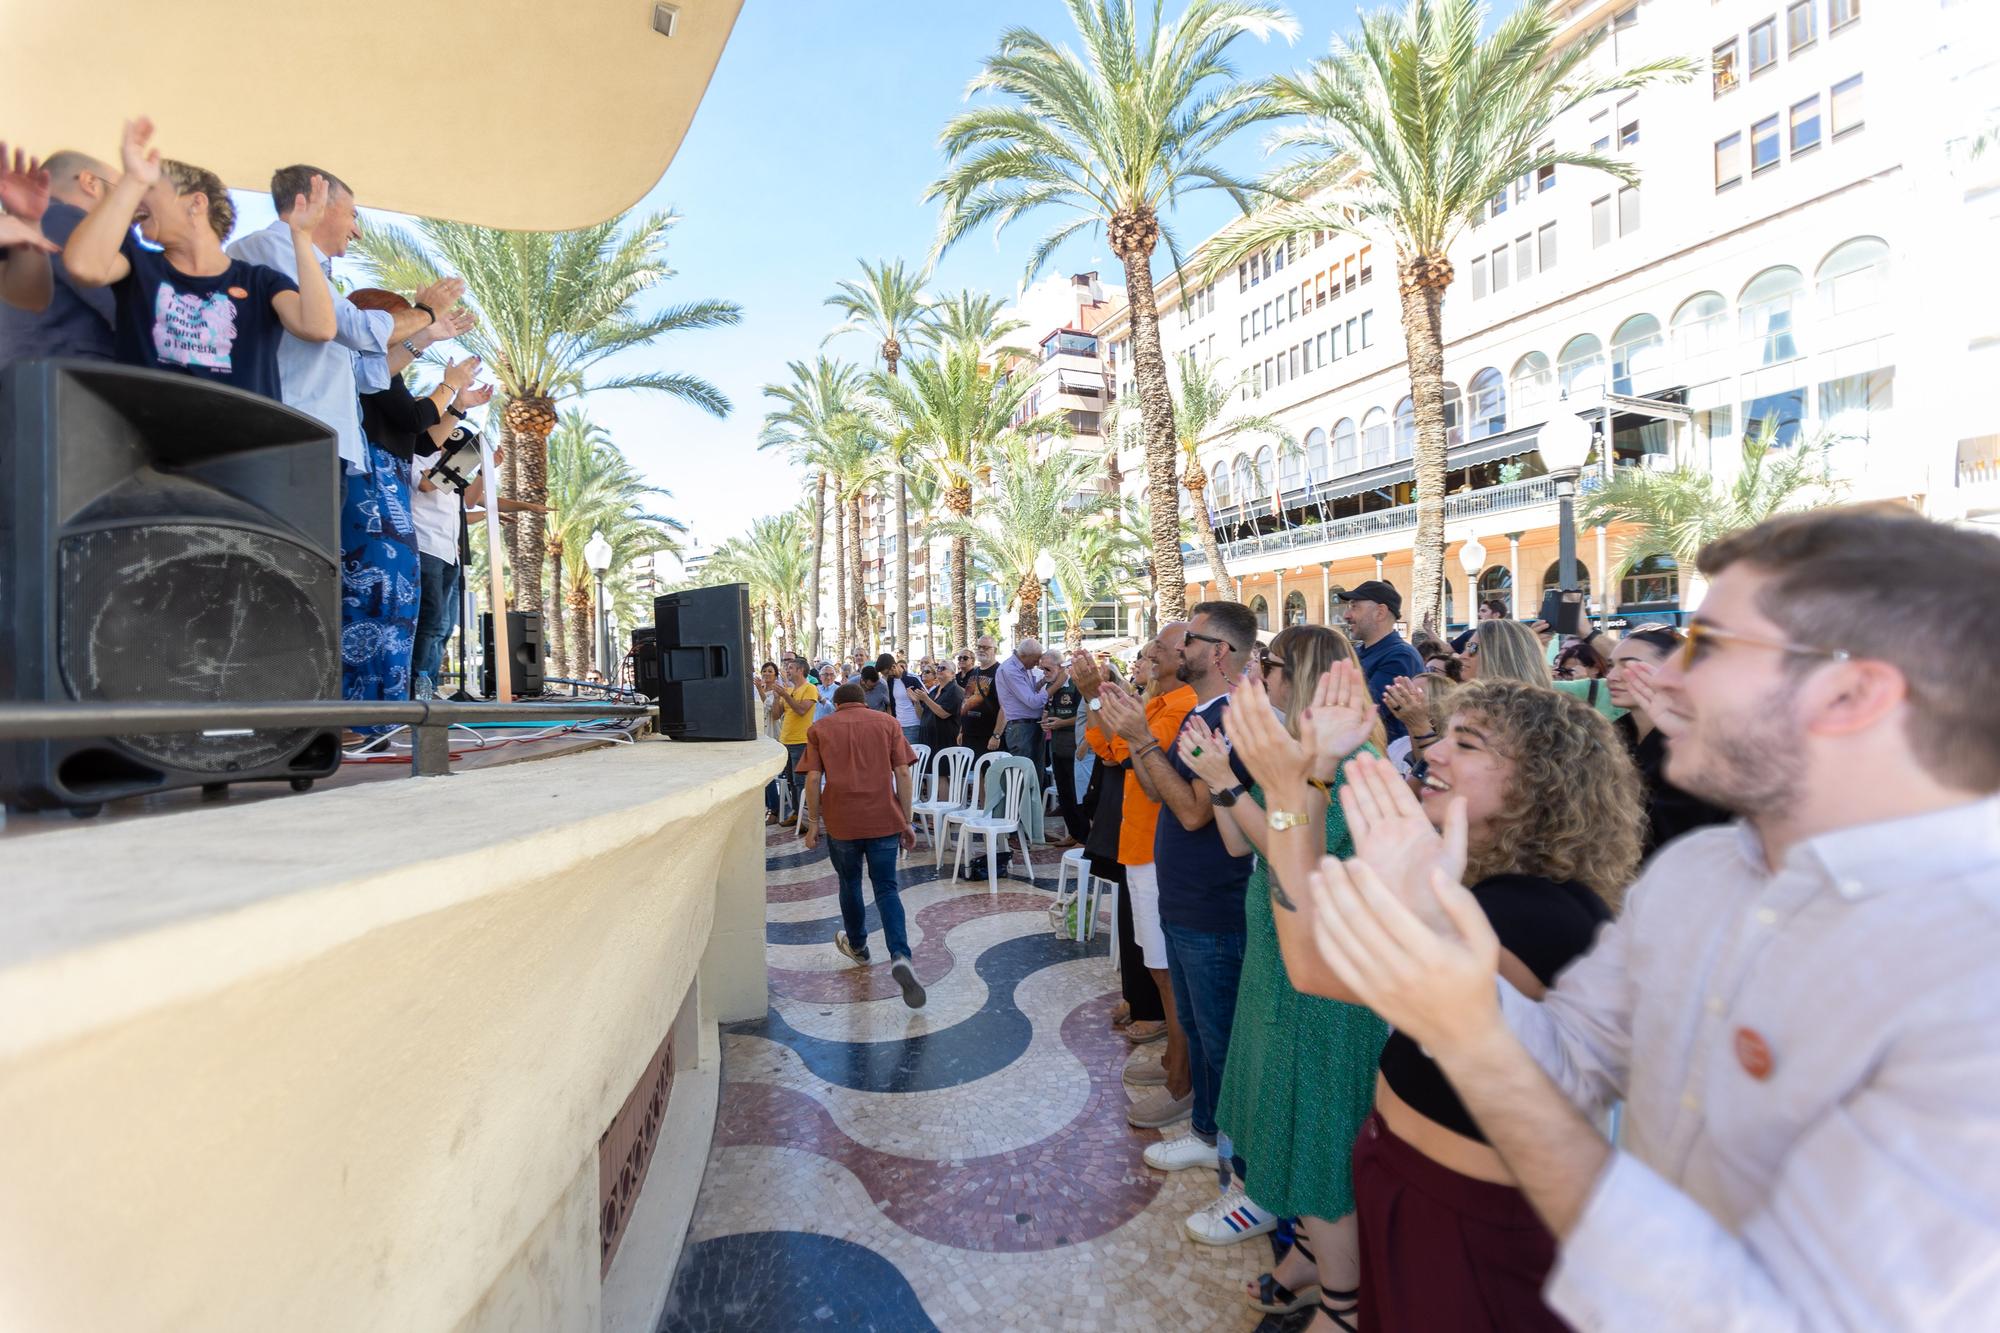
[1295,506,2000,1331]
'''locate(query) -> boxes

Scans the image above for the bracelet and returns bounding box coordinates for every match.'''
[1306,777,1335,796]
[1133,740,1162,761]
[447,404,469,420]
[413,301,437,326]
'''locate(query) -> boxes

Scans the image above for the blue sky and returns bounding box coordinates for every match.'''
[242,2,1516,562]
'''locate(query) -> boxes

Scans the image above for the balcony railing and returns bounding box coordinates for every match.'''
[1187,475,1562,572]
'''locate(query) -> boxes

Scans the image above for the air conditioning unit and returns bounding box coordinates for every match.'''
[652,3,679,38]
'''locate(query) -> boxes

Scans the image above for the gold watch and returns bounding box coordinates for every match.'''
[1266,808,1309,832]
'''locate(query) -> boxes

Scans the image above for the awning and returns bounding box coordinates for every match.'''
[1,0,744,231]
[1056,370,1104,395]
[1283,423,1543,507]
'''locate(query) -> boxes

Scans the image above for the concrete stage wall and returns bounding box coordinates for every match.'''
[0,734,782,1332]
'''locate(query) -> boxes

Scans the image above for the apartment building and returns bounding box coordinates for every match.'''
[1091,0,1996,634]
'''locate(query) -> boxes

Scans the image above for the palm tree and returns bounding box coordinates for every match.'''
[1580,425,1839,611]
[917,289,1030,363]
[926,0,1298,628]
[542,410,617,677]
[823,414,887,652]
[875,346,1041,646]
[1055,515,1146,648]
[351,211,739,615]
[936,439,1112,640]
[1199,0,1693,632]
[704,508,812,661]
[825,259,930,656]
[1107,352,1291,598]
[759,357,867,657]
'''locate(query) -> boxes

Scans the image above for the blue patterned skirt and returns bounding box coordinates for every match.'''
[340,443,420,708]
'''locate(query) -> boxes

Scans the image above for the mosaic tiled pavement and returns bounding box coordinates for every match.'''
[659,824,1316,1333]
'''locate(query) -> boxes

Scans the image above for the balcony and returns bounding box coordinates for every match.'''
[1186,475,1562,573]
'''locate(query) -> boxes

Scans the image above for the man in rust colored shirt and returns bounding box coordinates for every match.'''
[798,682,926,1008]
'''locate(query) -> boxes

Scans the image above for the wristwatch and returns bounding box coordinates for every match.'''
[1088,698,1102,711]
[401,338,422,357]
[1266,808,1310,832]
[1209,783,1245,807]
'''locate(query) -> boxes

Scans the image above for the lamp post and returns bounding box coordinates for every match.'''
[1033,550,1056,645]
[1456,535,1487,630]
[584,530,613,683]
[1536,402,1596,598]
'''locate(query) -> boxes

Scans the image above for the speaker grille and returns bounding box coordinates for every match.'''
[58,524,338,772]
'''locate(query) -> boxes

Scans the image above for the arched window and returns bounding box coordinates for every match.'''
[1253,444,1276,498]
[1233,453,1254,502]
[1279,438,1306,492]
[1393,396,1416,460]
[1303,427,1328,483]
[1284,590,1307,626]
[1511,352,1552,418]
[1740,266,1804,366]
[1468,368,1506,440]
[1672,291,1728,359]
[1816,236,1889,316]
[1610,315,1664,395]
[1478,564,1513,612]
[1442,381,1464,448]
[1619,553,1679,607]
[1332,417,1358,472]
[1209,455,1231,508]
[1541,559,1592,597]
[1557,334,1605,397]
[1250,594,1271,630]
[1360,408,1391,466]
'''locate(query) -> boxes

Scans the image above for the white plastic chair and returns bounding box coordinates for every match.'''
[952,764,1035,896]
[905,743,933,800]
[938,751,1007,868]
[910,746,973,854]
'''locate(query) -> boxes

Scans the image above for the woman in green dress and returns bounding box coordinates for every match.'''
[1179,624,1389,1333]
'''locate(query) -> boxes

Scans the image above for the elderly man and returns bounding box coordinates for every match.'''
[994,635,1054,761]
[0,148,118,365]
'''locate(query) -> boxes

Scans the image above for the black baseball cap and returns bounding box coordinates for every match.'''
[1337,579,1402,617]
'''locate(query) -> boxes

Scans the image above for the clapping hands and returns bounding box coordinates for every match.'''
[0,144,52,223]
[1175,713,1238,791]
[1617,659,1690,738]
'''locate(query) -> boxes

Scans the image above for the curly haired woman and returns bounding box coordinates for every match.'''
[1227,673,1646,1331]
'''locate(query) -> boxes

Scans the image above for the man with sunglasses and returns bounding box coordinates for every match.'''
[1338,579,1426,743]
[1296,506,2000,1329]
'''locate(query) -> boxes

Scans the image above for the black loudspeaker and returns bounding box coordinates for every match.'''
[480,610,545,698]
[652,584,755,741]
[631,626,661,699]
[0,360,342,811]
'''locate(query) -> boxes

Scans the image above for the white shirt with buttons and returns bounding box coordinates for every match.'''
[1500,797,2000,1331]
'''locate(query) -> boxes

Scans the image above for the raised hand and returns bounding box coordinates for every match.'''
[0,214,58,254]
[1096,679,1152,747]
[120,117,162,186]
[1303,660,1377,781]
[1619,659,1689,738]
[441,356,481,394]
[1338,750,1467,928]
[414,275,467,315]
[457,382,495,409]
[285,173,330,235]
[427,304,476,342]
[1176,713,1239,791]
[0,145,51,222]
[1220,665,1311,795]
[1068,649,1103,700]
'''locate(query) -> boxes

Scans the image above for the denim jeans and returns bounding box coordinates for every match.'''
[1162,921,1248,1142]
[826,834,911,961]
[902,724,924,746]
[1050,741,1088,843]
[783,742,807,813]
[1003,718,1043,764]
[411,553,461,692]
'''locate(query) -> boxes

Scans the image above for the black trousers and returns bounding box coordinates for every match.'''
[1102,861,1164,1021]
[1050,743,1090,844]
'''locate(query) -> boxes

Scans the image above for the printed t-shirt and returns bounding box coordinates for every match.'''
[778,681,819,745]
[796,702,918,841]
[1154,692,1256,933]
[1084,683,1195,868]
[109,232,296,400]
[1046,682,1084,756]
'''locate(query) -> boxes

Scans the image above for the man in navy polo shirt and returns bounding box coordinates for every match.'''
[1339,579,1426,743]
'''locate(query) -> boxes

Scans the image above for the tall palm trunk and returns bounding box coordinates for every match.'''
[1182,465,1236,599]
[1398,255,1454,634]
[1112,208,1186,623]
[808,471,827,658]
[1013,573,1041,643]
[922,539,935,658]
[884,344,912,659]
[833,500,849,651]
[847,494,867,651]
[945,483,973,648]
[566,584,594,680]
[494,409,519,597]
[502,397,559,615]
[547,542,568,680]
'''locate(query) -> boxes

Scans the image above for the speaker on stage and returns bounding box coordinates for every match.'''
[480,610,545,698]
[631,626,662,699]
[0,360,343,811]
[652,584,755,741]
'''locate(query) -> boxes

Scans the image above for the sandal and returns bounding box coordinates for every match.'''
[1246,1272,1319,1316]
[1319,1289,1360,1332]
[1110,1001,1133,1029]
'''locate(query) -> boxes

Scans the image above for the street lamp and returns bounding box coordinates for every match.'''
[584,529,613,685]
[1535,402,1596,599]
[1033,550,1056,644]
[1456,535,1487,629]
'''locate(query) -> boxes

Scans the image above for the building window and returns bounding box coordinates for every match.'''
[1538,222,1558,272]
[1611,314,1665,395]
[1535,140,1555,191]
[1558,334,1606,397]
[1514,234,1533,281]
[1752,115,1782,173]
[1740,265,1805,365]
[1471,254,1488,300]
[1618,96,1640,149]
[1715,132,1744,190]
[1344,317,1357,355]
[1542,560,1592,598]
[1743,388,1806,447]
[1620,554,1680,607]
[1591,195,1613,247]
[1515,174,1530,204]
[1275,350,1286,387]
[1749,18,1777,74]
[1817,367,1892,443]
[1512,352,1552,417]
[1816,235,1889,314]
[1393,396,1415,460]
[1359,247,1373,284]
[1828,0,1859,32]
[1315,272,1327,306]
[1333,418,1358,471]
[1618,186,1641,236]
[1359,310,1373,348]
[1590,109,1611,153]
[1491,245,1510,291]
[1468,367,1506,439]
[1360,408,1391,467]
[1672,290,1729,357]
[1612,5,1638,60]
[1289,346,1300,380]
[1791,95,1821,154]
[1289,289,1300,319]
[1284,591,1307,627]
[1713,39,1739,97]
[1273,245,1285,272]
[1344,257,1357,293]
[1238,262,1249,293]
[1831,73,1863,137]
[1304,427,1328,480]
[1490,190,1508,219]
[1787,0,1816,52]
[1318,331,1329,363]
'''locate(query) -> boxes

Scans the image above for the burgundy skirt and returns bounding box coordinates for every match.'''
[1352,1112,1571,1332]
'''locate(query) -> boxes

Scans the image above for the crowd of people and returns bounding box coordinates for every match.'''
[778,504,2000,1331]
[0,119,535,710]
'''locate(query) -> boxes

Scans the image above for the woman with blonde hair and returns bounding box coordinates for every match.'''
[1177,624,1390,1331]
[1226,672,1645,1331]
[1462,617,1552,686]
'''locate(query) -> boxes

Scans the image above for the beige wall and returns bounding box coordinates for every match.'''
[0,736,781,1332]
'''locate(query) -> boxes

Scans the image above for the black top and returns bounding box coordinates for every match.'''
[921,680,963,752]
[957,665,1000,751]
[359,374,444,463]
[1377,874,1610,1142]
[1045,681,1084,755]
[1615,713,1732,856]
[109,232,296,400]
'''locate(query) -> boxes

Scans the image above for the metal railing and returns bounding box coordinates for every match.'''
[1190,475,1564,572]
[0,699,654,779]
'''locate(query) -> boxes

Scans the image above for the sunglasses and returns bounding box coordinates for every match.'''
[1259,653,1289,675]
[1185,631,1237,653]
[1679,621,1852,672]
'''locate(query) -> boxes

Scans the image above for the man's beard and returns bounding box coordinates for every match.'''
[1672,679,1805,819]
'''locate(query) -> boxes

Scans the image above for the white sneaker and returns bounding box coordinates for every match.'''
[1185,1186,1277,1246]
[1142,1133,1219,1173]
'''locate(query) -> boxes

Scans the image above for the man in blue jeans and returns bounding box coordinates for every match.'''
[798,682,926,1009]
[1099,599,1268,1247]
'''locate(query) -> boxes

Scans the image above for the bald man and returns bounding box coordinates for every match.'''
[0,149,117,367]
